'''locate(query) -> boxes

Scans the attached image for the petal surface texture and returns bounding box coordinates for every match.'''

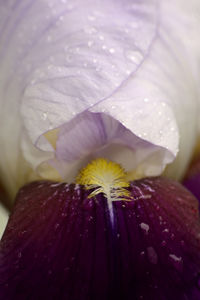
[0,0,200,195]
[0,178,200,299]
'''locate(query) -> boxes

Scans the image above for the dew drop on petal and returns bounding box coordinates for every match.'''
[161,240,166,247]
[147,247,158,265]
[125,49,143,64]
[109,48,115,54]
[140,251,145,257]
[169,254,183,270]
[140,222,150,234]
[170,233,175,240]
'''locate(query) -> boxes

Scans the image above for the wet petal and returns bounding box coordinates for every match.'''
[0,178,200,299]
[0,1,200,195]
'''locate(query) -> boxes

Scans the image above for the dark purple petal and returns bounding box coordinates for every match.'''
[183,156,200,205]
[0,178,200,299]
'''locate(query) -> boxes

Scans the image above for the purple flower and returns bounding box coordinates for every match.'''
[1,177,200,299]
[1,1,200,298]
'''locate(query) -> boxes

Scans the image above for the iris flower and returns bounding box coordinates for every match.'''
[1,0,200,299]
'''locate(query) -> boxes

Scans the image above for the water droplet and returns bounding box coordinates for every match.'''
[54,223,60,230]
[147,247,158,264]
[99,35,105,41]
[140,222,150,234]
[88,40,93,47]
[140,251,145,257]
[161,240,166,247]
[170,233,175,240]
[85,26,97,34]
[169,254,181,262]
[42,112,47,120]
[18,230,27,237]
[126,50,143,64]
[88,15,95,21]
[155,205,160,210]
[180,240,185,246]
[61,212,67,217]
[141,132,147,137]
[169,254,183,270]
[109,48,115,54]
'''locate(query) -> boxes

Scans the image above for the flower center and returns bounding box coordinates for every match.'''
[76,158,131,202]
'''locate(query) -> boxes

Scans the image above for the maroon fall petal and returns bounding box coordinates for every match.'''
[0,178,200,300]
[183,156,200,205]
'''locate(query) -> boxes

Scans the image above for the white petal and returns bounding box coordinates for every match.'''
[0,0,200,195]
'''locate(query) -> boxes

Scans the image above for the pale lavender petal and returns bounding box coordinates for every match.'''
[0,0,200,193]
[52,112,172,182]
